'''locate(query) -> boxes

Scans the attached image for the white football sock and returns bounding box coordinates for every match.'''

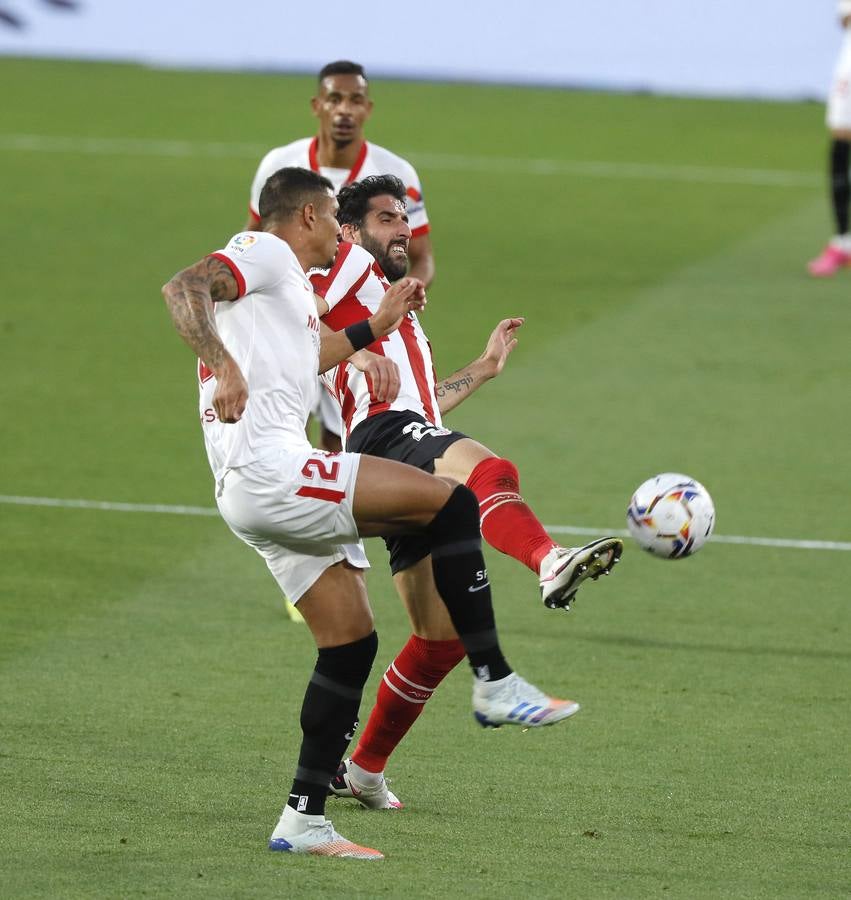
[270,804,325,838]
[348,759,383,787]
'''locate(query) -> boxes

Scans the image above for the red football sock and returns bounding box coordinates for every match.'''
[351,635,465,774]
[466,457,557,574]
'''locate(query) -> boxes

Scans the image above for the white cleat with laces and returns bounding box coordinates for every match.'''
[539,537,623,610]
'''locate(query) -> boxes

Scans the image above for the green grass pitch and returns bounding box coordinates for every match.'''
[1,58,849,898]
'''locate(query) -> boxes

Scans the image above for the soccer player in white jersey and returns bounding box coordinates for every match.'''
[311,175,623,810]
[809,1,851,275]
[162,166,581,859]
[245,61,433,286]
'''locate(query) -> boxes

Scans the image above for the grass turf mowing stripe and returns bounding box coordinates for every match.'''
[1,494,848,551]
[0,132,820,188]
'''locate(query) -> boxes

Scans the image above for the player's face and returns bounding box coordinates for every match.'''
[313,190,342,269]
[352,195,411,282]
[311,74,373,147]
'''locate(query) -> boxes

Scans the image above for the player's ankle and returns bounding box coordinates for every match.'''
[348,758,384,787]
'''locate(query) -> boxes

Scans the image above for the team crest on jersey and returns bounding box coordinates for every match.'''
[229,234,257,253]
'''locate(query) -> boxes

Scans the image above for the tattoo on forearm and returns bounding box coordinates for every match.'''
[436,374,474,398]
[163,257,237,369]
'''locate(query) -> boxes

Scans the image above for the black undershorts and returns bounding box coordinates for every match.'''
[346,410,468,574]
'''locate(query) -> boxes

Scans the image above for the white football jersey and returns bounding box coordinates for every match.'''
[312,242,440,442]
[248,137,429,237]
[199,231,319,478]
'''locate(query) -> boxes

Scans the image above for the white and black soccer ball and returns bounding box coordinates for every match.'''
[626,473,715,559]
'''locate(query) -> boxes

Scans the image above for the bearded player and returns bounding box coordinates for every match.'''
[311,174,623,809]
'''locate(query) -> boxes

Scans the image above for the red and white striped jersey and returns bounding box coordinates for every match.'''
[249,137,429,237]
[312,242,440,443]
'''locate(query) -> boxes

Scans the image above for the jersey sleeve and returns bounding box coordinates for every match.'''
[401,162,430,238]
[310,242,373,310]
[211,232,290,298]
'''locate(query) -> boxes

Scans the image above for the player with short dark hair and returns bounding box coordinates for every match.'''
[163,166,580,858]
[317,59,366,82]
[313,175,623,809]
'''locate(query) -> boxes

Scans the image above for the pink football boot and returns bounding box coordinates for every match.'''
[807,243,851,277]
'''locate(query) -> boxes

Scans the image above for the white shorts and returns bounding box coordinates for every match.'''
[216,447,368,603]
[828,33,851,130]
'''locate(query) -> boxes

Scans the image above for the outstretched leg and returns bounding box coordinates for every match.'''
[435,438,622,609]
[353,455,582,727]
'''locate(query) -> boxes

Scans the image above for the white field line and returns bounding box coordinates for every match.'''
[0,494,219,518]
[0,133,820,188]
[1,494,849,552]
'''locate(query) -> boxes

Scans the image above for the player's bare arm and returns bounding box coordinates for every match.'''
[161,257,248,423]
[315,277,426,374]
[407,233,435,287]
[435,317,524,415]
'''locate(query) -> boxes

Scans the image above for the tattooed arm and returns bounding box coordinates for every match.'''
[161,256,248,423]
[435,317,524,416]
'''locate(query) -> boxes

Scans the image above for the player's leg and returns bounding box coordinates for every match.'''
[810,50,851,276]
[352,454,510,681]
[216,454,383,856]
[809,128,851,276]
[830,130,851,238]
[435,438,623,610]
[435,437,556,572]
[331,557,464,808]
[268,561,384,858]
[352,454,581,729]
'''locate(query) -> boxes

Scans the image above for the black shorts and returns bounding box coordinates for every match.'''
[347,411,468,574]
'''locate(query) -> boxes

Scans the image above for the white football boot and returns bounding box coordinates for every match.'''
[472,672,580,728]
[268,806,384,859]
[539,537,623,610]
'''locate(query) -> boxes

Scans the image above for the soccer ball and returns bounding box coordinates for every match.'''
[626,473,715,559]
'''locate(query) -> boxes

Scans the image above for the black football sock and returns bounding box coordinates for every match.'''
[426,485,512,682]
[287,631,378,816]
[830,138,850,236]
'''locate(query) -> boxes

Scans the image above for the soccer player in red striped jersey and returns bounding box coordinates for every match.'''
[313,175,623,809]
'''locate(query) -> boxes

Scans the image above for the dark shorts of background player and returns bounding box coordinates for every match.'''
[346,410,468,575]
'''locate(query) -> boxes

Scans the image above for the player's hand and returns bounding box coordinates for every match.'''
[212,359,249,423]
[369,277,426,336]
[481,317,524,377]
[350,351,402,403]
